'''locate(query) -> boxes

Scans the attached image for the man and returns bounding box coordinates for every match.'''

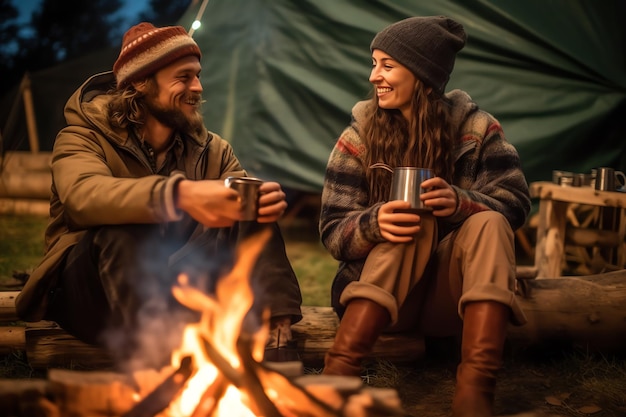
[15,22,302,369]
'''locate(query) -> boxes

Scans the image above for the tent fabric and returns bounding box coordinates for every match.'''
[2,1,625,195]
[178,0,626,193]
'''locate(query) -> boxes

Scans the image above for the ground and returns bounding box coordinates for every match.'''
[359,340,626,417]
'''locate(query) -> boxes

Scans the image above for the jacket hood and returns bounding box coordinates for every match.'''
[63,71,130,146]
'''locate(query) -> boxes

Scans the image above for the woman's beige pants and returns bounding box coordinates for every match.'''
[339,211,526,336]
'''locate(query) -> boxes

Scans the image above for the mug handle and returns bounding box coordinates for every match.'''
[615,171,626,188]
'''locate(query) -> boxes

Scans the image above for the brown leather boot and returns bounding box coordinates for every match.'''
[452,301,510,417]
[323,298,390,376]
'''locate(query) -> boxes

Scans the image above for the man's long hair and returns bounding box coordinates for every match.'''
[107,78,157,131]
[362,80,458,204]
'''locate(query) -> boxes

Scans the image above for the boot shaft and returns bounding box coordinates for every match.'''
[323,298,390,376]
[452,301,510,417]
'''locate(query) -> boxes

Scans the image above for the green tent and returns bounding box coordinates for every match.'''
[179,0,626,192]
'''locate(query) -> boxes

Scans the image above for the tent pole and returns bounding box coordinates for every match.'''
[21,74,40,153]
[188,0,211,37]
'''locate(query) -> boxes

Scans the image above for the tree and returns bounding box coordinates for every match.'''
[0,0,124,95]
[19,0,123,63]
[0,0,20,95]
[139,0,192,27]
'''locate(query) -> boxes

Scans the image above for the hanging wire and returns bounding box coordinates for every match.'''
[188,0,211,37]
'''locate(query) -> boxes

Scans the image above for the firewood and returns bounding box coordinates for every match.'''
[236,343,284,417]
[121,356,194,417]
[0,171,52,199]
[263,360,304,377]
[48,368,137,416]
[250,361,342,417]
[190,374,228,417]
[0,198,49,216]
[295,374,405,416]
[566,227,621,247]
[0,151,52,172]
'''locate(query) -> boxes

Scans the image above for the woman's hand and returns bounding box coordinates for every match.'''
[378,200,422,242]
[257,181,288,223]
[420,177,458,217]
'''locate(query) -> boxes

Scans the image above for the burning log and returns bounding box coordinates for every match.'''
[248,359,406,417]
[189,373,228,417]
[234,342,284,417]
[122,356,194,417]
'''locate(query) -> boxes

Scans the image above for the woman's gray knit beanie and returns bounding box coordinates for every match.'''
[370,16,467,95]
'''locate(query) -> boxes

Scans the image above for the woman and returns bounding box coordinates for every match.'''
[319,16,531,417]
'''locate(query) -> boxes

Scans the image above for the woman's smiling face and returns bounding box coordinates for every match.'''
[369,49,417,121]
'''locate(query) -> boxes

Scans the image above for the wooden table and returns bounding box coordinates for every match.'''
[530,181,626,278]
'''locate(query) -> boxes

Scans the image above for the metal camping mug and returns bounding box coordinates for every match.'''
[552,170,574,185]
[389,167,435,211]
[224,176,264,220]
[594,167,626,191]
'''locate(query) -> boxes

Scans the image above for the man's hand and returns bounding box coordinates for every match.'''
[176,179,242,227]
[378,200,422,242]
[257,181,287,223]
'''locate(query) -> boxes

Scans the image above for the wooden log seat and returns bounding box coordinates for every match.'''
[1,268,625,369]
[0,303,424,369]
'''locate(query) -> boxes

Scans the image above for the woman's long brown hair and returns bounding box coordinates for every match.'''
[362,79,458,204]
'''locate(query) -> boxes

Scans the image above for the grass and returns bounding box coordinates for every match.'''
[0,214,48,282]
[281,221,337,307]
[0,212,337,304]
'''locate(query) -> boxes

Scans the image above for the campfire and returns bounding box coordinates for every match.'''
[121,228,406,417]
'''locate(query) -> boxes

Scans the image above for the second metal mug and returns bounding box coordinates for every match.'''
[389,167,434,211]
[224,176,264,220]
[594,167,626,191]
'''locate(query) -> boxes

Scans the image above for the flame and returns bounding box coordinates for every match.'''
[164,229,271,416]
[131,228,347,417]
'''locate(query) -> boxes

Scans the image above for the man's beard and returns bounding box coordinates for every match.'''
[144,92,205,137]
